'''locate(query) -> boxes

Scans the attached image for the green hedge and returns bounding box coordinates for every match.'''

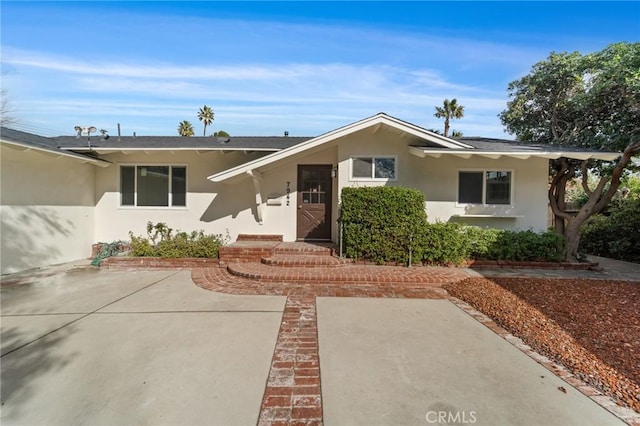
[340,187,565,264]
[580,198,640,263]
[129,222,226,258]
[418,223,564,265]
[341,186,427,264]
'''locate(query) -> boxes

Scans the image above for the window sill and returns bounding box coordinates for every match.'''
[118,206,188,211]
[349,178,397,182]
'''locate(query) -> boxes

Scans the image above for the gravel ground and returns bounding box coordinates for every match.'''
[444,277,640,413]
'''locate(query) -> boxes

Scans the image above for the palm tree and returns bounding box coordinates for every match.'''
[433,98,464,137]
[178,120,195,137]
[197,105,215,136]
[451,130,463,138]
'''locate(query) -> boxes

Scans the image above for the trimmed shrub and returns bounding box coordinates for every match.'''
[341,186,427,264]
[419,222,469,265]
[482,229,564,262]
[129,222,226,258]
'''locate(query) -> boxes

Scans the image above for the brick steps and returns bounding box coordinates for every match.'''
[226,262,461,284]
[221,237,460,284]
[218,241,281,263]
[261,254,346,268]
[219,237,338,264]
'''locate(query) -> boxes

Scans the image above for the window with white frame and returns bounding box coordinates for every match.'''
[458,170,512,205]
[350,156,397,180]
[120,165,186,207]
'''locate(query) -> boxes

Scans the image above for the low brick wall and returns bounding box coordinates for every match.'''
[100,257,219,269]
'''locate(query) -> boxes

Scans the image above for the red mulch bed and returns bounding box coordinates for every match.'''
[444,277,640,413]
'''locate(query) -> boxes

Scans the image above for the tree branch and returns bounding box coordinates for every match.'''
[580,160,593,196]
[592,140,640,214]
[548,158,576,220]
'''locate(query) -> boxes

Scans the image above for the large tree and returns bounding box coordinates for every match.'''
[197,105,215,136]
[500,42,640,261]
[177,120,194,137]
[434,98,464,137]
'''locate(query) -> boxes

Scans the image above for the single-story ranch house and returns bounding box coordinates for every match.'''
[0,113,620,274]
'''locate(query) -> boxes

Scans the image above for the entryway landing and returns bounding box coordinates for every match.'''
[219,234,339,266]
[217,235,465,285]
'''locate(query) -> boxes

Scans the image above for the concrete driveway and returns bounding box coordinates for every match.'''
[1,265,286,425]
[1,262,627,425]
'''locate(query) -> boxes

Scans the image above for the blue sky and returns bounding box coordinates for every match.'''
[2,1,639,138]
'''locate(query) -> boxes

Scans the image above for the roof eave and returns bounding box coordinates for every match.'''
[1,139,112,167]
[409,147,621,162]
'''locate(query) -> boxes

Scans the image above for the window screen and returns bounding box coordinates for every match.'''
[352,157,373,178]
[121,166,135,206]
[486,171,511,204]
[458,172,483,204]
[120,165,186,207]
[172,167,187,206]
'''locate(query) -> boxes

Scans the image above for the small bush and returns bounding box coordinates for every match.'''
[481,229,564,262]
[580,198,640,263]
[129,222,226,258]
[419,222,469,265]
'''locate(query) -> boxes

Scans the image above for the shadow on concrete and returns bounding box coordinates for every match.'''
[1,324,78,420]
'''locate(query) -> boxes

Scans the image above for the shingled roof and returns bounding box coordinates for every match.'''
[54,135,311,151]
[1,127,111,166]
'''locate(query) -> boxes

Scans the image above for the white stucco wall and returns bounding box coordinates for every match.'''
[93,150,273,243]
[247,148,339,241]
[0,145,96,274]
[213,126,551,241]
[334,127,550,232]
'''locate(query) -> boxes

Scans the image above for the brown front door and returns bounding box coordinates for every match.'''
[297,165,332,241]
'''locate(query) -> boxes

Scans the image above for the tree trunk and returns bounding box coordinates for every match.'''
[564,219,582,262]
[444,118,450,137]
[551,141,640,262]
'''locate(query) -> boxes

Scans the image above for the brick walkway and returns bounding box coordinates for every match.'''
[258,296,323,425]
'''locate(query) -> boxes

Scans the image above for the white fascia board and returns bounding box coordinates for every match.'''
[1,140,111,167]
[413,148,621,162]
[57,147,281,153]
[208,113,472,183]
